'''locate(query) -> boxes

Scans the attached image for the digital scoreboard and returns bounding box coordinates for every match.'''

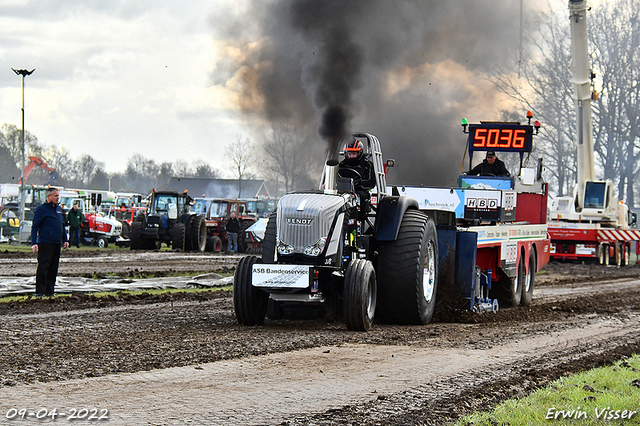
[468,123,534,153]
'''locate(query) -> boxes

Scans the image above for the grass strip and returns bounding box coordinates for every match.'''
[456,354,640,425]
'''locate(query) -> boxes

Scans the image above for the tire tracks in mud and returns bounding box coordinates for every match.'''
[1,278,640,425]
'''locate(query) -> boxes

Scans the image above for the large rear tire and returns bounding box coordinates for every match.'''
[233,255,269,326]
[343,259,377,331]
[120,221,130,239]
[521,250,536,306]
[172,223,186,251]
[130,221,143,250]
[376,210,439,325]
[188,216,207,252]
[262,213,277,264]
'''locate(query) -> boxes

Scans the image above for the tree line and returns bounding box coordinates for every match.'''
[0,123,318,197]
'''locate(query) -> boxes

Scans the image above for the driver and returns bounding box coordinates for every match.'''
[467,151,510,177]
[338,137,376,217]
[338,137,376,190]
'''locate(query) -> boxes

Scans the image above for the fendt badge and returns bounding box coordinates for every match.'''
[286,218,313,225]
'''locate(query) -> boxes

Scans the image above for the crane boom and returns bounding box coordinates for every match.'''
[569,0,596,210]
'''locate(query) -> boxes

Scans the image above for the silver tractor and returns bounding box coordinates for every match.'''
[233,133,439,331]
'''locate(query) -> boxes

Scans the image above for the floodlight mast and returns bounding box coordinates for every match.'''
[11,68,35,230]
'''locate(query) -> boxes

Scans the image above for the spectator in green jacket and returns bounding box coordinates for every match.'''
[67,202,84,248]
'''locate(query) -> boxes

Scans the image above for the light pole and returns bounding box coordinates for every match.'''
[11,68,35,232]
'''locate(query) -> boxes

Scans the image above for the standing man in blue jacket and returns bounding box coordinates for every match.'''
[31,187,69,296]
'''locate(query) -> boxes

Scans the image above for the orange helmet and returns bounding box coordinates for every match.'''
[344,138,364,162]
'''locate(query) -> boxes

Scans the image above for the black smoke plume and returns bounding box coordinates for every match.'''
[212,0,538,186]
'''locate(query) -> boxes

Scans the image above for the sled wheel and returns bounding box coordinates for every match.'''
[494,251,524,308]
[188,216,207,252]
[343,259,377,331]
[376,210,439,325]
[233,255,269,326]
[130,221,143,250]
[172,223,186,251]
[207,236,223,252]
[261,213,277,264]
[521,250,536,306]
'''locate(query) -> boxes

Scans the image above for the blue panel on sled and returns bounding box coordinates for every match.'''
[454,231,478,310]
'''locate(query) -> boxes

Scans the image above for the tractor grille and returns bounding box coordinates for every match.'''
[277,193,345,253]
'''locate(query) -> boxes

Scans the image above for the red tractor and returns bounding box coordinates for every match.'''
[192,198,256,252]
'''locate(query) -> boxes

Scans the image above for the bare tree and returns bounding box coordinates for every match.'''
[589,1,640,207]
[173,159,193,178]
[0,123,43,170]
[225,135,255,198]
[492,7,576,196]
[193,159,220,178]
[73,154,103,187]
[262,124,312,193]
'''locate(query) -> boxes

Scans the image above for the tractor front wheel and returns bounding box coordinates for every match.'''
[233,255,269,326]
[343,259,377,331]
[172,223,186,251]
[206,236,223,252]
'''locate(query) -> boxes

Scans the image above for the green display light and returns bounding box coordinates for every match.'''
[461,118,468,126]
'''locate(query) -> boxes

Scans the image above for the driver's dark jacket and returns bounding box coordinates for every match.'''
[468,158,510,177]
[338,158,376,190]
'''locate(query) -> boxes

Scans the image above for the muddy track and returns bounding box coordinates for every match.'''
[1,256,640,425]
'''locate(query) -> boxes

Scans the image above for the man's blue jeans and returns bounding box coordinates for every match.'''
[227,232,238,252]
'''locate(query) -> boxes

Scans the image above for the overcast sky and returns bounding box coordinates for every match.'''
[0,0,248,174]
[0,0,570,182]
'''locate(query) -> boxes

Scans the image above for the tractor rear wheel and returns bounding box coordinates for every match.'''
[130,221,143,250]
[262,213,277,264]
[376,210,439,325]
[172,223,186,251]
[120,221,130,239]
[188,216,207,252]
[233,255,269,326]
[343,259,377,331]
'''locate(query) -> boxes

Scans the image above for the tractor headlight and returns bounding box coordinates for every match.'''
[303,237,327,257]
[277,240,295,255]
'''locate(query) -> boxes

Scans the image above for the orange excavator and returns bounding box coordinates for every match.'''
[18,156,57,185]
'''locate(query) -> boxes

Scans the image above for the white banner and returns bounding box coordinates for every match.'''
[252,264,311,288]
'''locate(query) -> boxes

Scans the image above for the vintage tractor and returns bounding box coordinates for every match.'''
[233,133,439,331]
[130,190,206,251]
[192,198,256,253]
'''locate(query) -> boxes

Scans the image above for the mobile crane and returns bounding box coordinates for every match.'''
[548,0,640,266]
